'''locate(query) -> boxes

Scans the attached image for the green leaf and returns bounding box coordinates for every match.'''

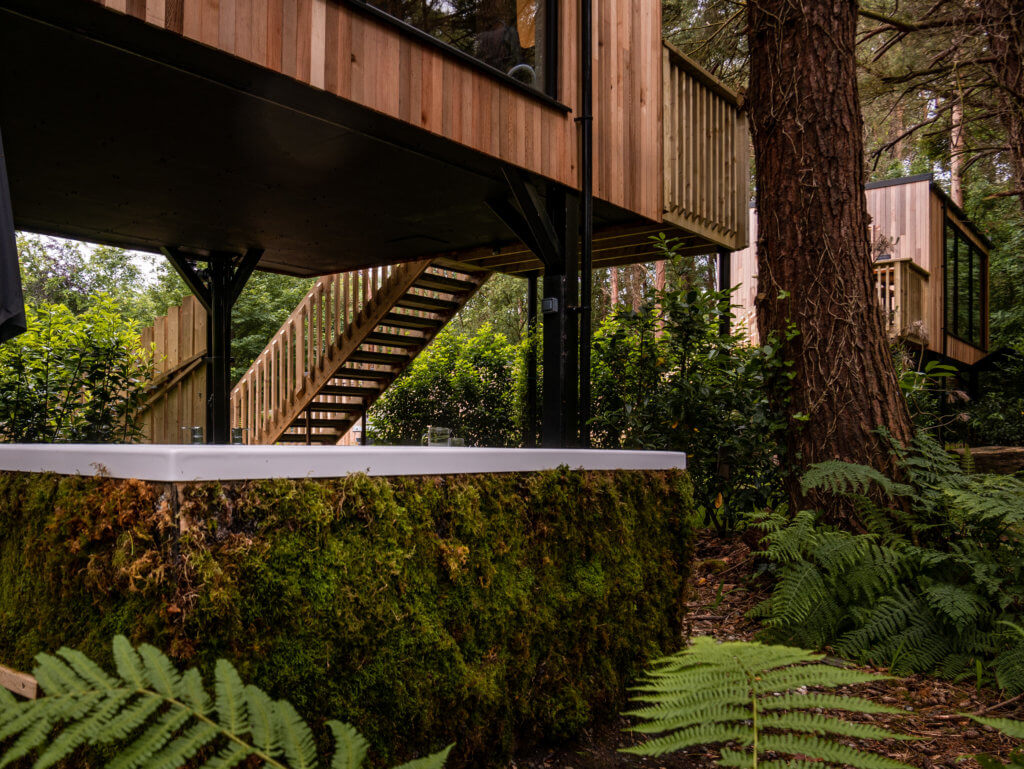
[329,720,370,769]
[389,743,454,769]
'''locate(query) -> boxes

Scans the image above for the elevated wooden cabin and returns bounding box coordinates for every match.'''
[730,174,991,367]
[0,0,749,444]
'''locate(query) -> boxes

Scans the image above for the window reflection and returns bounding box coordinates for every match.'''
[944,222,986,348]
[366,0,549,93]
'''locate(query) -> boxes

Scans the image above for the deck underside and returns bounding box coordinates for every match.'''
[0,1,720,277]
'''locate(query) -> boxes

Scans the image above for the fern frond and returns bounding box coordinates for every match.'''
[623,638,915,768]
[390,744,454,769]
[0,636,453,769]
[757,733,911,769]
[328,720,369,769]
[971,715,1024,740]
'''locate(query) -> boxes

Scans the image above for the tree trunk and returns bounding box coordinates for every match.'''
[747,0,915,527]
[951,98,965,207]
[979,0,1024,214]
[610,267,619,305]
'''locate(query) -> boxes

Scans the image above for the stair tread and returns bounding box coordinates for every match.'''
[413,273,478,293]
[305,402,362,413]
[381,312,445,330]
[277,432,339,444]
[365,331,424,347]
[348,350,410,364]
[320,384,379,396]
[290,416,351,428]
[332,367,393,381]
[395,293,461,312]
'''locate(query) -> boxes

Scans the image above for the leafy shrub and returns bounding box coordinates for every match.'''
[589,240,790,530]
[749,432,1024,691]
[967,353,1024,447]
[0,635,451,769]
[0,468,695,765]
[369,324,520,447]
[0,297,152,443]
[623,637,914,768]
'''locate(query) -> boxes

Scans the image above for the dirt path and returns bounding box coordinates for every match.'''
[508,531,1024,769]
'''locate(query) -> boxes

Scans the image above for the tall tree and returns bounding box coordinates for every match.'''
[746,0,914,525]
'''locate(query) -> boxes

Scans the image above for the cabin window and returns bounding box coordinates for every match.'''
[361,0,555,95]
[944,221,986,349]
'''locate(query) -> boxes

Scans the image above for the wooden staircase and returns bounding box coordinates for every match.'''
[231,260,489,445]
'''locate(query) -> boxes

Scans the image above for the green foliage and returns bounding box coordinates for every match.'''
[589,236,790,530]
[449,274,528,344]
[0,298,152,442]
[0,468,696,765]
[970,716,1024,768]
[229,272,315,383]
[624,637,914,768]
[17,234,157,324]
[750,432,1024,691]
[966,353,1024,447]
[0,635,451,769]
[369,324,520,446]
[141,262,314,383]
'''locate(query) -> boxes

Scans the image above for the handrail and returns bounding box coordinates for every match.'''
[873,257,929,345]
[230,260,432,445]
[662,41,750,252]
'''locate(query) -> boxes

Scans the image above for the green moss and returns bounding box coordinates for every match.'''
[0,468,695,766]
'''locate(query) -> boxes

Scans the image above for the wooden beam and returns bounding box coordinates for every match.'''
[0,663,39,699]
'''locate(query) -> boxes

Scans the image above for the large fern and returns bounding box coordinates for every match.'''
[0,636,453,769]
[623,637,915,768]
[751,432,1024,692]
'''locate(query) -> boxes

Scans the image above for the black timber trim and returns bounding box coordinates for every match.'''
[340,0,569,110]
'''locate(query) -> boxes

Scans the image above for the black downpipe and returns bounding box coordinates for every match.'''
[577,0,593,447]
[717,248,732,337]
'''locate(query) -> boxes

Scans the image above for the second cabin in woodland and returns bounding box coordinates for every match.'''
[730,174,992,369]
[0,0,750,445]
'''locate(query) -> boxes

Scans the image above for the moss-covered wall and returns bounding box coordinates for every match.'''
[0,468,695,765]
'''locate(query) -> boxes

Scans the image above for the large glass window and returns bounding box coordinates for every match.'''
[944,221,986,349]
[364,0,553,95]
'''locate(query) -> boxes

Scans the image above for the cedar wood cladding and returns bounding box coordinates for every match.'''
[93,0,664,222]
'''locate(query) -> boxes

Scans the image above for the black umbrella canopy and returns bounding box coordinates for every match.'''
[0,127,25,344]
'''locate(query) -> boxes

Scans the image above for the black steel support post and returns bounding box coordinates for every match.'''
[0,127,26,343]
[540,188,579,448]
[525,272,539,448]
[717,247,732,337]
[162,247,262,444]
[577,0,594,448]
[488,169,579,447]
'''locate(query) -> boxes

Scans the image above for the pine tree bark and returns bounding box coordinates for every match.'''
[978,0,1024,215]
[951,98,965,207]
[747,0,915,527]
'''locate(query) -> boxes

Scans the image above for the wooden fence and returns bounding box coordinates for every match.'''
[138,295,207,444]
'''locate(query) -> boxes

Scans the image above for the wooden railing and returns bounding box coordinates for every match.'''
[662,42,750,251]
[230,260,431,445]
[873,258,929,345]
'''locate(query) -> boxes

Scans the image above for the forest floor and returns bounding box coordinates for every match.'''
[508,530,1024,769]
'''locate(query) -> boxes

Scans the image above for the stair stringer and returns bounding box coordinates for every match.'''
[325,270,491,444]
[259,259,433,445]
